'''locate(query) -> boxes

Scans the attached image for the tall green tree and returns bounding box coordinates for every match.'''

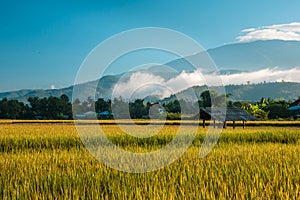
[95,98,111,113]
[129,99,147,119]
[112,97,129,119]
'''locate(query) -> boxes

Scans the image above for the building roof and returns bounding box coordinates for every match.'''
[288,99,300,111]
[83,111,97,115]
[200,107,258,121]
[99,111,114,115]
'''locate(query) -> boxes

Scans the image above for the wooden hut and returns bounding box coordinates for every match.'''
[200,107,257,129]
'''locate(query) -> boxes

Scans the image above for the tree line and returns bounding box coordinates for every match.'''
[0,92,298,120]
[0,94,72,120]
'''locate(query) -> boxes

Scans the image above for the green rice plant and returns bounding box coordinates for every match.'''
[0,124,299,199]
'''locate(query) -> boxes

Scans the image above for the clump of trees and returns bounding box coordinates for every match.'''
[0,98,29,119]
[232,97,294,120]
[28,94,72,119]
[0,94,73,120]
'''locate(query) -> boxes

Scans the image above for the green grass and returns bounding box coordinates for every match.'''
[0,124,299,199]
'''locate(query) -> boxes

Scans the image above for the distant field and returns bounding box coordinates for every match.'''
[0,124,299,199]
[1,119,300,127]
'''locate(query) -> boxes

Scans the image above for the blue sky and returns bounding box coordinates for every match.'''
[1,0,300,92]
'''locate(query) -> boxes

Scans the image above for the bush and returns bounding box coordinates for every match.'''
[166,112,181,120]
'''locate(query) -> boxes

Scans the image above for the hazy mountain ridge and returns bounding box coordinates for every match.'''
[166,40,300,72]
[1,40,300,103]
[1,81,299,103]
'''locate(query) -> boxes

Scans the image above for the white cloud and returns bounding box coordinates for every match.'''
[112,72,167,99]
[112,71,206,99]
[111,68,300,99]
[237,22,300,42]
[241,28,256,33]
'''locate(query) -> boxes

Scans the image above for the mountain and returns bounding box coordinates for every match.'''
[166,40,300,72]
[162,82,300,103]
[225,82,300,101]
[1,81,299,103]
[1,40,300,103]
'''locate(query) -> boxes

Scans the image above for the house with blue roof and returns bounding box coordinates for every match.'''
[288,99,300,120]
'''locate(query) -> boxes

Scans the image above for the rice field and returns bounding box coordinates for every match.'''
[0,123,299,199]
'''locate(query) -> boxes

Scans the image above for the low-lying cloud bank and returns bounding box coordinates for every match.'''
[112,67,300,99]
[219,67,300,85]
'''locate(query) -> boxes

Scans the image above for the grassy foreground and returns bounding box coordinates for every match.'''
[0,124,299,199]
